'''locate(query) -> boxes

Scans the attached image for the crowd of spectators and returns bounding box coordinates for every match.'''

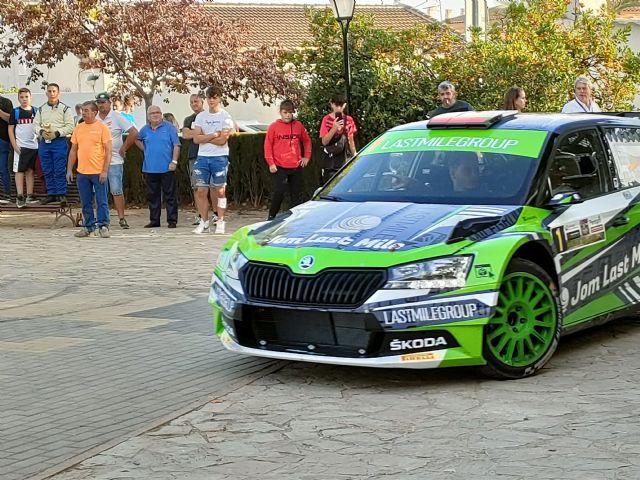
[0,75,605,237]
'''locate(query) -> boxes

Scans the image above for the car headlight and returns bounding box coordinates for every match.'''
[215,242,248,281]
[385,256,472,289]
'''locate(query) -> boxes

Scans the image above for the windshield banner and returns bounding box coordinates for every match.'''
[361,129,548,159]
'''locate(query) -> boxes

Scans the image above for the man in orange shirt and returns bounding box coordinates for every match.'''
[67,101,112,238]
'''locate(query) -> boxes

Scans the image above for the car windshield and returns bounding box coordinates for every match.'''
[319,128,549,205]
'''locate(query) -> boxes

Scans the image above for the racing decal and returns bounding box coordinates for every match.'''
[409,205,515,242]
[252,202,474,252]
[252,202,522,252]
[551,214,605,253]
[615,276,640,303]
[474,264,495,279]
[548,190,636,275]
[454,208,523,243]
[361,129,548,158]
[559,225,640,316]
[379,330,459,355]
[372,293,495,329]
[400,352,442,362]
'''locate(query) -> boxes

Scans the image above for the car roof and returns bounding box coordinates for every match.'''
[392,113,640,135]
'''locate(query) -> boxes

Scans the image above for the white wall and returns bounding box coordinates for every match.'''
[148,91,281,128]
[1,55,279,127]
[0,54,105,95]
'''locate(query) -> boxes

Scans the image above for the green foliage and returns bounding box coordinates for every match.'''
[122,134,324,208]
[290,1,640,134]
[285,8,463,146]
[441,0,640,111]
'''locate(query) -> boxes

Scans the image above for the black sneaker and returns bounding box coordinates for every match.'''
[41,195,57,205]
[119,218,130,229]
[16,195,26,208]
[25,195,39,204]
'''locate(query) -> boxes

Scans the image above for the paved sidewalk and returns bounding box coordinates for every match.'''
[4,207,640,480]
[52,318,640,480]
[0,207,279,480]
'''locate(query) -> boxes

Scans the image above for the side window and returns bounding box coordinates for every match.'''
[604,127,640,188]
[547,129,610,199]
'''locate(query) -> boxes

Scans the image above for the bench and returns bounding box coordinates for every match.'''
[0,167,82,228]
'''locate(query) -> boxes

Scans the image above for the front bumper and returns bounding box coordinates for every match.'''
[211,298,492,370]
[219,330,448,369]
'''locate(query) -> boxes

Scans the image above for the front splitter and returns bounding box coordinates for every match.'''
[219,331,447,369]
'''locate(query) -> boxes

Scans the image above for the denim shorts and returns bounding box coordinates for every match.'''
[108,163,124,195]
[193,155,228,188]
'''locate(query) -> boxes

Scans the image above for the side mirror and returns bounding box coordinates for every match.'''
[546,190,583,208]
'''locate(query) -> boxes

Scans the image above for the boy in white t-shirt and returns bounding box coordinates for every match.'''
[8,88,39,208]
[191,85,235,234]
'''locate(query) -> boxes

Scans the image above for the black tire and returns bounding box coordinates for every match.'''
[479,258,561,380]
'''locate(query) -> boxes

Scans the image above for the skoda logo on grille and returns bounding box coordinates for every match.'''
[299,255,315,270]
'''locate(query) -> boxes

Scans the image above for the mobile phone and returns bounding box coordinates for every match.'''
[335,112,343,121]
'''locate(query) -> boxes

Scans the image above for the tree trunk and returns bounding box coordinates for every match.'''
[142,92,154,113]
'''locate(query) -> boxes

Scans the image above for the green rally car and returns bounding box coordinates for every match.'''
[210,110,640,379]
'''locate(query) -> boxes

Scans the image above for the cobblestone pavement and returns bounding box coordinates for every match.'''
[51,318,640,480]
[0,208,279,480]
[4,208,640,480]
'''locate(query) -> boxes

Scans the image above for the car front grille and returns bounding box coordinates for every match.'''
[241,262,386,308]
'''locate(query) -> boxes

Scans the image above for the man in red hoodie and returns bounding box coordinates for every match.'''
[264,100,312,220]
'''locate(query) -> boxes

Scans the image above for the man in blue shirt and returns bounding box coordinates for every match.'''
[136,105,181,228]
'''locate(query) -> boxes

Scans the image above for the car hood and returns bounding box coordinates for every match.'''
[249,201,522,252]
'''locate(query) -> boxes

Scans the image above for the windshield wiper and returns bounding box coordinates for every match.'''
[319,194,343,201]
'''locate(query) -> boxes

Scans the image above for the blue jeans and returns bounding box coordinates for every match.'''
[0,138,11,196]
[77,173,110,231]
[194,155,229,187]
[39,138,68,195]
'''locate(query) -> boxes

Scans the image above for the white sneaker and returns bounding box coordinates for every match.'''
[192,220,209,234]
[214,220,226,234]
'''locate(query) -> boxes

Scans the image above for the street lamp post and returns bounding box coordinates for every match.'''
[330,0,356,116]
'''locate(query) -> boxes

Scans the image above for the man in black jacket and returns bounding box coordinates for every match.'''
[428,81,473,118]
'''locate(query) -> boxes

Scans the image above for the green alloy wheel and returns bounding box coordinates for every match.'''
[481,258,561,379]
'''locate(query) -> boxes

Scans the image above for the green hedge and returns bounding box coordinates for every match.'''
[123,133,325,207]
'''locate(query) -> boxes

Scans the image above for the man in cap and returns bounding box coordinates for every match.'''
[96,92,138,229]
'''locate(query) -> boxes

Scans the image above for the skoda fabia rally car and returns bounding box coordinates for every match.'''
[210,111,640,379]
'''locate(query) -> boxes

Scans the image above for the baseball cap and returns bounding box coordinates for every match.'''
[95,92,111,102]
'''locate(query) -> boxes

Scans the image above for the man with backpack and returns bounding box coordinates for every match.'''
[319,94,357,185]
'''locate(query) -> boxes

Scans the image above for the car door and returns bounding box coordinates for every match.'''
[600,126,640,310]
[544,128,629,325]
